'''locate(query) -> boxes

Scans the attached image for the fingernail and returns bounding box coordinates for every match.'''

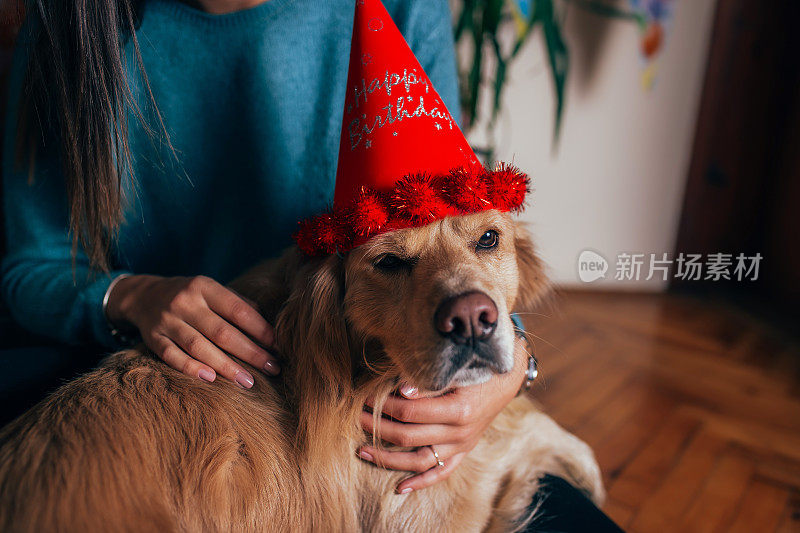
[399,384,418,398]
[235,371,254,389]
[359,450,374,462]
[198,369,216,382]
[263,359,281,376]
[397,487,413,495]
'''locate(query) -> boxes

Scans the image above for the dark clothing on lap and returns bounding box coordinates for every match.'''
[524,475,625,532]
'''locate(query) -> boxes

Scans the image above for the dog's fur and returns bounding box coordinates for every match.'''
[0,211,603,532]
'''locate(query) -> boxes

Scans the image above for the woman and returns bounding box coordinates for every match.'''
[1,0,524,495]
[1,3,624,530]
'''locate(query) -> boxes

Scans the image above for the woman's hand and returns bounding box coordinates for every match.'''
[106,275,280,388]
[357,337,528,494]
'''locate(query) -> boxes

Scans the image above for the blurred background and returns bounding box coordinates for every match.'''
[1,0,799,531]
[450,1,800,530]
[457,0,710,293]
[453,0,798,307]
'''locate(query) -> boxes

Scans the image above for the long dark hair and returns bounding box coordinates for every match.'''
[15,0,170,270]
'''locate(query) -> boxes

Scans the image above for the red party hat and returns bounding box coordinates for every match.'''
[295,0,530,256]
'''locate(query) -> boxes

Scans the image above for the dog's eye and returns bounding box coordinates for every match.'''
[477,230,499,250]
[374,254,407,272]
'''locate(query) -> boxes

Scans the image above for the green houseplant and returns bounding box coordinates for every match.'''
[452,0,665,160]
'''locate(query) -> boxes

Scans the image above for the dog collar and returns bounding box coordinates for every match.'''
[511,313,538,395]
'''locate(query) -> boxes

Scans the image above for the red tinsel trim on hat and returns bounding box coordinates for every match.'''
[347,187,390,237]
[485,163,530,212]
[441,166,492,212]
[295,210,353,256]
[388,173,454,224]
[294,164,530,256]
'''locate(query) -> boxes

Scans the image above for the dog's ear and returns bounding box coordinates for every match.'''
[276,253,358,496]
[276,253,351,401]
[513,222,549,313]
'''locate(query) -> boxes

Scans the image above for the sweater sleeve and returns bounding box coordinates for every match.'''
[1,25,129,350]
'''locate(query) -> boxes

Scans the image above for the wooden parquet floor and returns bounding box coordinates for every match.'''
[523,290,800,532]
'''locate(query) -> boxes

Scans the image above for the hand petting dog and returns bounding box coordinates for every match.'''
[358,336,528,493]
[106,274,281,387]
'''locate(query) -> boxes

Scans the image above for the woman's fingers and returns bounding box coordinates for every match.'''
[188,307,280,375]
[396,452,465,494]
[354,341,531,489]
[357,441,466,493]
[365,393,469,425]
[357,444,447,473]
[200,277,276,347]
[118,275,280,385]
[150,333,217,383]
[171,323,256,389]
[359,410,456,447]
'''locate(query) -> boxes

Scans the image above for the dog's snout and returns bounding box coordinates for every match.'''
[434,291,498,344]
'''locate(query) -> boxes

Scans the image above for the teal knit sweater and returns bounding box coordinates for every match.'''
[1,0,458,348]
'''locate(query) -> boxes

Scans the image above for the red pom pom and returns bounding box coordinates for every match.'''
[294,219,319,256]
[347,188,389,237]
[389,173,452,223]
[441,166,491,212]
[295,162,529,256]
[485,164,529,212]
[295,210,352,256]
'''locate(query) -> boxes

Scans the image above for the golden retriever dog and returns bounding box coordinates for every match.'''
[0,210,604,532]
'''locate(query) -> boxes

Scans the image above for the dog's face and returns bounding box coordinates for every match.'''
[342,210,546,392]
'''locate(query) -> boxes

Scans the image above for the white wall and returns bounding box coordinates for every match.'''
[467,1,718,290]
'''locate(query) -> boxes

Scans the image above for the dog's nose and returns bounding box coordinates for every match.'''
[434,291,498,344]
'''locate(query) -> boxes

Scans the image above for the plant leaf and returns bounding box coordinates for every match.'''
[566,0,646,27]
[542,11,568,141]
[453,0,476,42]
[490,35,507,126]
[483,0,505,34]
[466,8,484,129]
